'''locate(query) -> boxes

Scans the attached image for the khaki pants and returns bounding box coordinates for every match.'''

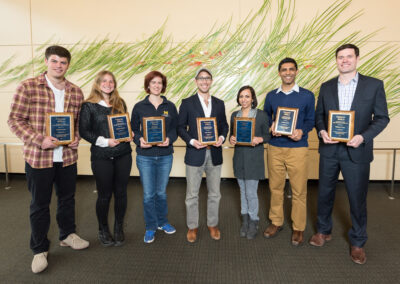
[267,144,309,231]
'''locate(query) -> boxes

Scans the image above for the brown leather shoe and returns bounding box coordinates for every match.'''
[291,230,304,246]
[309,232,332,247]
[208,226,221,240]
[187,228,198,243]
[350,246,367,264]
[263,224,282,238]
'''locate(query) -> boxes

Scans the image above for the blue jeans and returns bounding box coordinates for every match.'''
[136,154,173,231]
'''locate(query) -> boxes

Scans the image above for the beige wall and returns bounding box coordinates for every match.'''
[0,0,399,180]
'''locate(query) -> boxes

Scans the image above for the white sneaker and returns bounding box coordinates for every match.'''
[60,233,89,250]
[31,251,48,273]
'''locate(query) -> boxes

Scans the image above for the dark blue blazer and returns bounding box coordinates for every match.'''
[315,73,390,163]
[178,94,229,166]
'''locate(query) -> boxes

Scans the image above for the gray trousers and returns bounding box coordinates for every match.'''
[185,150,222,229]
[237,179,259,221]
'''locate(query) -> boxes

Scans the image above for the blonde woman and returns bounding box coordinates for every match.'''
[79,71,133,247]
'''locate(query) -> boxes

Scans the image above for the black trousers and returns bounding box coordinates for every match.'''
[317,143,370,247]
[25,162,77,254]
[91,153,132,230]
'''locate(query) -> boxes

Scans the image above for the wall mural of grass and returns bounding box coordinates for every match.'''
[1,0,399,116]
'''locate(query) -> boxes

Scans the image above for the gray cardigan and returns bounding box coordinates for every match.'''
[229,109,270,180]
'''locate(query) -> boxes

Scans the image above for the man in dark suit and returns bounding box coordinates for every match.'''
[310,44,390,264]
[178,68,229,243]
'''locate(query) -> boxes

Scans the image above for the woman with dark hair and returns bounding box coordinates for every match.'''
[229,86,270,239]
[131,71,178,244]
[79,70,133,247]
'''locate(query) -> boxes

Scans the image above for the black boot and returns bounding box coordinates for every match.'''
[114,222,125,246]
[98,226,115,247]
[247,219,259,240]
[240,214,249,238]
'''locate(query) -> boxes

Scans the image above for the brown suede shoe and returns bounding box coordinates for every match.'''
[187,228,198,243]
[350,246,367,264]
[208,226,221,240]
[263,224,282,238]
[309,232,332,247]
[291,230,304,246]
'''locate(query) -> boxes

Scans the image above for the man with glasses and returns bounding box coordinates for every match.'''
[178,68,229,243]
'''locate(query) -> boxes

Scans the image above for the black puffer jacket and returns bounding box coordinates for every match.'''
[79,102,132,161]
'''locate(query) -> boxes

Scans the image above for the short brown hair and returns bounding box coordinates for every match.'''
[336,44,359,57]
[45,45,71,63]
[144,71,167,94]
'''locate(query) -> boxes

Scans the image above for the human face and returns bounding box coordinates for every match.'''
[238,89,253,110]
[100,74,115,95]
[278,62,298,86]
[148,76,163,96]
[336,48,359,75]
[45,55,69,80]
[195,71,213,94]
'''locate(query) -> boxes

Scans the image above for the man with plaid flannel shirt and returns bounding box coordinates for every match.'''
[8,46,89,274]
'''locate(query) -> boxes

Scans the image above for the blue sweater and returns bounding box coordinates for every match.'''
[263,87,315,148]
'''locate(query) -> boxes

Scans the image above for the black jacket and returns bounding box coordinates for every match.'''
[315,74,390,163]
[79,102,132,161]
[178,94,229,166]
[131,95,178,156]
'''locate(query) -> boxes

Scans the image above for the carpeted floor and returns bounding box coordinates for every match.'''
[0,174,399,283]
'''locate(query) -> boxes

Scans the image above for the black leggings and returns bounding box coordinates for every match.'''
[91,153,132,230]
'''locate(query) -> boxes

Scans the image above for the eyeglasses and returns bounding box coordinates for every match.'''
[196,77,212,81]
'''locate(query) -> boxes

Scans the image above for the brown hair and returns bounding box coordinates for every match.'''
[144,71,167,94]
[85,70,126,114]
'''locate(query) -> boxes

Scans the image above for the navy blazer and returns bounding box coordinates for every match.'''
[178,94,229,166]
[315,73,390,163]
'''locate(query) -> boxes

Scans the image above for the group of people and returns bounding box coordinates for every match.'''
[7,43,389,274]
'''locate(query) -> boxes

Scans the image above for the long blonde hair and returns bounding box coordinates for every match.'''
[85,70,126,114]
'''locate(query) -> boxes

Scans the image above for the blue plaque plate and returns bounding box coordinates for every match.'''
[108,113,132,142]
[234,117,255,145]
[274,107,298,135]
[143,116,165,145]
[328,110,354,142]
[197,117,218,145]
[46,112,74,145]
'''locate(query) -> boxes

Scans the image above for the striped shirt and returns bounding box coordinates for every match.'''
[8,72,84,169]
[338,72,358,111]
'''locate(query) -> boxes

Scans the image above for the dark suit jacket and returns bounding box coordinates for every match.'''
[178,94,229,166]
[315,73,390,163]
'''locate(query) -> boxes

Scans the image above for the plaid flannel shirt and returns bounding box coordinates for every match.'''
[8,72,84,169]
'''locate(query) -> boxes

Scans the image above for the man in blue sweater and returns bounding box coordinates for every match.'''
[263,57,315,245]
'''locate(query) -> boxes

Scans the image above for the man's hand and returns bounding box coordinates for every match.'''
[108,138,120,148]
[214,136,224,147]
[140,137,152,148]
[289,129,303,141]
[320,130,339,144]
[192,139,207,149]
[251,136,264,146]
[229,136,237,146]
[68,137,80,149]
[270,121,281,137]
[347,134,364,148]
[41,136,59,149]
[157,137,170,147]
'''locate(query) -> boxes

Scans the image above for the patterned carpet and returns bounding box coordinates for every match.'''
[0,174,399,283]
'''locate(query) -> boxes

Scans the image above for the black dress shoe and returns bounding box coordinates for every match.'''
[114,223,125,247]
[98,229,115,247]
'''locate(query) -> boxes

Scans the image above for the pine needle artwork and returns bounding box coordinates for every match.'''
[1,0,399,116]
